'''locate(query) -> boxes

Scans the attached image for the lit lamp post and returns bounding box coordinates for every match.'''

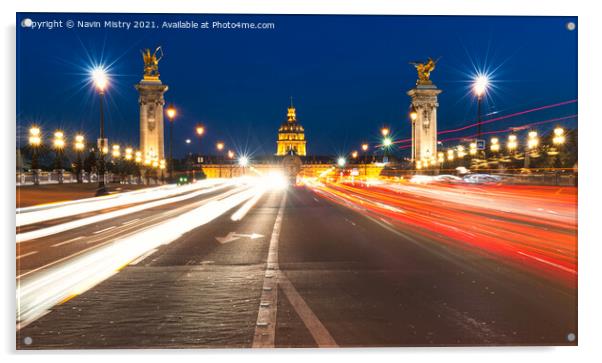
[447,149,455,163]
[473,75,488,138]
[29,126,42,185]
[53,131,65,184]
[473,75,489,160]
[216,141,225,178]
[457,145,467,165]
[490,137,500,153]
[525,131,539,169]
[92,67,109,195]
[381,127,391,164]
[228,150,235,178]
[507,134,518,153]
[553,127,566,146]
[409,105,418,163]
[239,155,249,176]
[437,152,445,165]
[361,143,369,178]
[165,104,177,182]
[74,134,85,183]
[112,144,121,158]
[469,142,477,156]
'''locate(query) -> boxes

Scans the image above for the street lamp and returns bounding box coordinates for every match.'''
[527,131,539,149]
[553,127,566,145]
[239,156,249,167]
[74,134,85,183]
[351,150,358,159]
[437,152,445,164]
[196,125,205,136]
[52,131,65,183]
[507,134,518,152]
[490,137,500,152]
[216,142,225,177]
[337,157,346,168]
[165,103,177,182]
[409,105,418,122]
[228,150,235,159]
[92,66,109,195]
[29,126,42,185]
[457,145,466,158]
[447,149,455,162]
[469,142,477,156]
[125,147,133,161]
[473,74,489,156]
[112,144,121,158]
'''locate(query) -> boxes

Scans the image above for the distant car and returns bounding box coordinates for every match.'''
[463,174,502,184]
[433,174,463,183]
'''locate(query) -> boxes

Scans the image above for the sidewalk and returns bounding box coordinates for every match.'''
[16,183,155,208]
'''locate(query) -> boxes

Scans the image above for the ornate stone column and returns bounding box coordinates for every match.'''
[407,84,442,163]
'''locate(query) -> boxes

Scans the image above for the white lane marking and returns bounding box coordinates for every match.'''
[17,251,38,260]
[253,192,287,348]
[121,218,140,226]
[516,251,577,274]
[252,192,338,348]
[92,226,116,235]
[51,236,84,247]
[279,273,338,347]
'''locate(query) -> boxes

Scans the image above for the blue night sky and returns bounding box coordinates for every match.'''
[16,13,577,158]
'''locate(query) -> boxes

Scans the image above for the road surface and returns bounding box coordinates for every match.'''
[16,177,577,348]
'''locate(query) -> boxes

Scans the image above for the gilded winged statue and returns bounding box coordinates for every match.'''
[409,57,439,85]
[141,46,163,78]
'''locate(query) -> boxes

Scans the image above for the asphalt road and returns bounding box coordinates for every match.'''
[16,183,577,349]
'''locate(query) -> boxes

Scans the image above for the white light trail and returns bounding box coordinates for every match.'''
[17,179,227,227]
[16,181,234,243]
[17,184,271,329]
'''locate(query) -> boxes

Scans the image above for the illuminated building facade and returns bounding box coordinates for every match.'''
[276,101,307,156]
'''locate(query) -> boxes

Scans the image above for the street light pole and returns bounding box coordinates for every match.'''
[166,104,176,183]
[92,67,109,196]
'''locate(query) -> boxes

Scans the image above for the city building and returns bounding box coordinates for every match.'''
[276,100,307,156]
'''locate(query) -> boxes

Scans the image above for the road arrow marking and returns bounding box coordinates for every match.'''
[215,232,265,244]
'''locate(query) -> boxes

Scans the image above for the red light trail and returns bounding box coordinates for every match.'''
[305,180,577,288]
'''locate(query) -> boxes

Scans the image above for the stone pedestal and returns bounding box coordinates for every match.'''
[135,78,168,163]
[407,84,442,163]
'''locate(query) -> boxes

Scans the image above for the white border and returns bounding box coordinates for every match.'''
[2,1,601,362]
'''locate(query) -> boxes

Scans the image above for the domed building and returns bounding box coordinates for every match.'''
[276,100,307,156]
